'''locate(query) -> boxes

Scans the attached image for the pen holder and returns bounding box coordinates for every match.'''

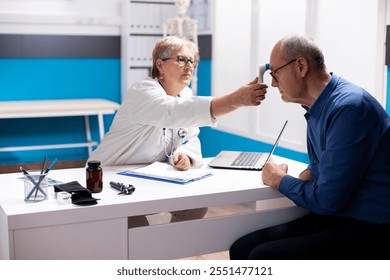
[24,170,48,202]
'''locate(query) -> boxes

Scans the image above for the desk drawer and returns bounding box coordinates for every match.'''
[13,218,127,260]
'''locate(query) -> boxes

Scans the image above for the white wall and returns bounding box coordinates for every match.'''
[212,0,386,153]
[0,0,211,36]
[315,0,386,105]
[0,0,122,35]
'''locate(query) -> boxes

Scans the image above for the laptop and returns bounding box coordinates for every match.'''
[208,120,288,170]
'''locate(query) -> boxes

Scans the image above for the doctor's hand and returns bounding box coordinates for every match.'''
[210,77,268,118]
[237,77,268,106]
[262,162,288,190]
[172,153,191,171]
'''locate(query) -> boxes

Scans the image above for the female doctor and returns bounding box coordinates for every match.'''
[88,36,268,223]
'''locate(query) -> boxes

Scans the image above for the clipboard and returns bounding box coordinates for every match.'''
[118,162,213,184]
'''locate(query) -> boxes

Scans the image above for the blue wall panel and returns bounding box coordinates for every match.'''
[196,59,211,97]
[0,58,120,164]
[0,58,120,100]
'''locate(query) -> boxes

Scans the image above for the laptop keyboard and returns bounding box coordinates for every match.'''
[231,152,262,167]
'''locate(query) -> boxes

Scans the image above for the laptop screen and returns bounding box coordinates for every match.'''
[264,119,288,163]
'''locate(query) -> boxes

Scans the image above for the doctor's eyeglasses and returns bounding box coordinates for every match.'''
[162,55,199,69]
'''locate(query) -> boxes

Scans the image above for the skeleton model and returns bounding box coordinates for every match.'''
[164,0,199,95]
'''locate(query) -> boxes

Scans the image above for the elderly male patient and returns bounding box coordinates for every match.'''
[230,34,390,260]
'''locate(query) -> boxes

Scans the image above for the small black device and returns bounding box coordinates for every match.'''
[53,181,100,205]
[109,181,135,195]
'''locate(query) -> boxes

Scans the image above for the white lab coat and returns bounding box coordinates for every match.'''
[89,78,217,166]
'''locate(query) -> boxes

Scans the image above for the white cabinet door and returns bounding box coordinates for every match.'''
[13,218,127,260]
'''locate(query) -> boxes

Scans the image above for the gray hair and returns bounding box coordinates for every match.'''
[151,36,199,78]
[281,34,326,72]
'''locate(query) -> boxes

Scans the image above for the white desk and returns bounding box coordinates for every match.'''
[0,156,308,260]
[0,99,120,156]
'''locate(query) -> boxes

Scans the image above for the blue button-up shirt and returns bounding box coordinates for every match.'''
[279,74,390,223]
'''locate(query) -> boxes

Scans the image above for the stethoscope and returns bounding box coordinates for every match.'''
[163,128,188,158]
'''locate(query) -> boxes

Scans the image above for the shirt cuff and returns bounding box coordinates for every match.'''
[278,174,295,195]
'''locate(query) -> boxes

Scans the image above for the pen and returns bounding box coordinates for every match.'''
[20,167,40,186]
[44,158,58,174]
[40,155,47,175]
[20,167,46,199]
[31,158,58,199]
[23,158,58,200]
[35,155,47,198]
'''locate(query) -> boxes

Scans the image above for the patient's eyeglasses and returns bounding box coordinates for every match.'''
[162,55,199,69]
[269,59,297,82]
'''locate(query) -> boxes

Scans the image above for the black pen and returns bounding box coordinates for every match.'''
[20,167,37,185]
[40,156,47,174]
[34,155,47,198]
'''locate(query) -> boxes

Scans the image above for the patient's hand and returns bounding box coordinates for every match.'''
[262,162,288,190]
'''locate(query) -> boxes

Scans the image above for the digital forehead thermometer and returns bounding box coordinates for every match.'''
[258,63,270,83]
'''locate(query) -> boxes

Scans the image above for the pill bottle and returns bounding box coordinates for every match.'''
[86,160,103,193]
